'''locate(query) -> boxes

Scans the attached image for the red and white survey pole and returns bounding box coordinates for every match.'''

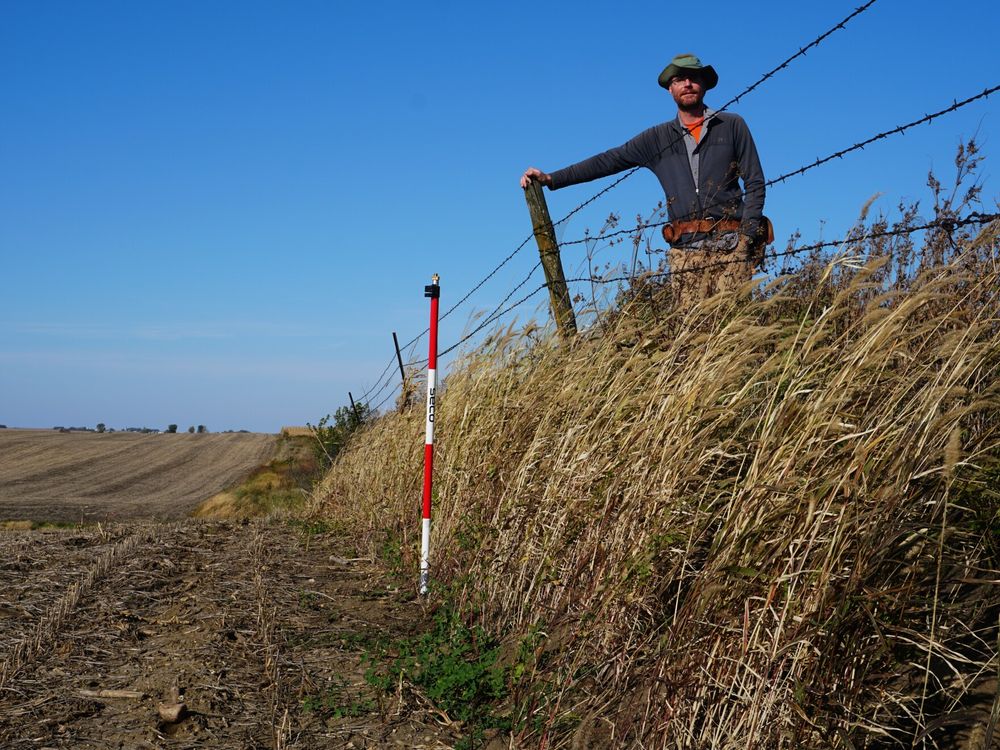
[420,274,440,595]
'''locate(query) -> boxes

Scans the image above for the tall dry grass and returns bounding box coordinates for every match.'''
[316,155,1000,748]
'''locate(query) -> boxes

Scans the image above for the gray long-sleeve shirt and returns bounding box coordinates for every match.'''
[549,110,766,240]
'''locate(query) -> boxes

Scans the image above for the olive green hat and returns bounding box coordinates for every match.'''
[658,53,718,90]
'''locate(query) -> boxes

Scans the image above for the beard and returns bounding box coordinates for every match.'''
[674,92,705,114]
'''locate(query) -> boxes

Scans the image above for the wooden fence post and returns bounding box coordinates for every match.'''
[524,181,577,340]
[348,392,362,426]
[392,331,411,412]
[392,332,406,386]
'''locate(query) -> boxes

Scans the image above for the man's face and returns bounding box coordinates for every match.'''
[668,73,705,111]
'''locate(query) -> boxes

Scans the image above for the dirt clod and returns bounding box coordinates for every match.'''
[156,701,186,723]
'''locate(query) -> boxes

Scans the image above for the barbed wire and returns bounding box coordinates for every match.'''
[360,0,881,390]
[354,1,999,410]
[434,212,998,360]
[769,85,1000,186]
[546,0,880,230]
[556,83,999,252]
[359,71,993,407]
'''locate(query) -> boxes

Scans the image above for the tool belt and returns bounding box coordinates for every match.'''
[661,216,774,246]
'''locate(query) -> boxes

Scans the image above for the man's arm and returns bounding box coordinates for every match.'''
[521,127,657,190]
[732,117,766,240]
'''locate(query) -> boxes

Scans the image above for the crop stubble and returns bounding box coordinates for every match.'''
[0,521,456,749]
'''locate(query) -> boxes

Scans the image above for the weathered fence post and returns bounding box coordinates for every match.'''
[392,331,410,412]
[348,391,362,426]
[523,181,577,340]
[392,332,406,385]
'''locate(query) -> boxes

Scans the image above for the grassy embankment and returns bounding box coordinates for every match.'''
[194,430,319,519]
[315,158,1000,747]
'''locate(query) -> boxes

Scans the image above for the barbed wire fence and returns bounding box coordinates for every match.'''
[365,202,998,413]
[347,17,998,418]
[363,84,998,388]
[352,1,882,406]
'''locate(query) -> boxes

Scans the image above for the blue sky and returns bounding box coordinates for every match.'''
[2,1,997,432]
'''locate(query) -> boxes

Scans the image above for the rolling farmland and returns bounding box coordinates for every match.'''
[0,429,277,522]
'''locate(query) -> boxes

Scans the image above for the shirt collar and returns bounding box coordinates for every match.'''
[673,106,717,131]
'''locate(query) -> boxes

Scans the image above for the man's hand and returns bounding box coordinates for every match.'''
[736,233,765,269]
[520,167,552,189]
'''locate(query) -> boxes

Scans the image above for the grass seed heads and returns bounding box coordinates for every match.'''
[318,157,1000,746]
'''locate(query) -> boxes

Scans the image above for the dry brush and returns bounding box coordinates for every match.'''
[318,194,1000,747]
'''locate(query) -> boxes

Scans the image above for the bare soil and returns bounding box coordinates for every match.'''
[0,431,461,748]
[0,430,277,522]
[0,520,458,749]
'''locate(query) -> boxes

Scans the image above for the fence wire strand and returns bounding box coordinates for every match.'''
[769,85,1000,186]
[434,212,998,359]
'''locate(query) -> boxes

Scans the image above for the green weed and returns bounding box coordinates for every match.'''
[301,677,374,719]
[364,606,512,742]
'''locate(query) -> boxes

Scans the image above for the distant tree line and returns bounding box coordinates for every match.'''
[166,424,208,433]
[43,424,213,434]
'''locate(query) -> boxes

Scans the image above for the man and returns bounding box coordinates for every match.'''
[521,53,770,306]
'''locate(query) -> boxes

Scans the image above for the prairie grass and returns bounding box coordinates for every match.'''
[193,434,317,519]
[316,153,1000,747]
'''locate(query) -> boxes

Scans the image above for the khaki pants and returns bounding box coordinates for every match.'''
[668,235,762,309]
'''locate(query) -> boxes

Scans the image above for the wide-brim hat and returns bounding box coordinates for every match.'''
[658,53,718,90]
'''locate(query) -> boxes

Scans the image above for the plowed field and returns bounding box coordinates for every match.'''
[0,521,455,749]
[0,430,459,748]
[0,430,277,522]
